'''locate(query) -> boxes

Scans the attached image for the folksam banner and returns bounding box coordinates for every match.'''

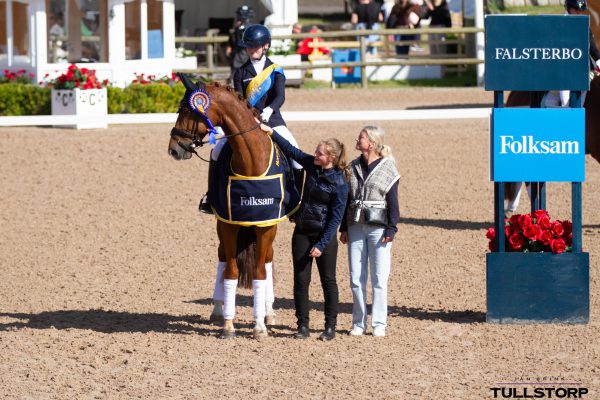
[485,15,589,91]
[490,108,585,182]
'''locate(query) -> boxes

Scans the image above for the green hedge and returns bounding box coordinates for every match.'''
[0,84,51,116]
[0,83,187,116]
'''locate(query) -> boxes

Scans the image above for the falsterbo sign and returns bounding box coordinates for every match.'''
[485,15,589,91]
[490,108,585,182]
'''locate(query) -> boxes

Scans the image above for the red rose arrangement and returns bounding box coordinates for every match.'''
[50,64,107,90]
[486,210,572,254]
[1,69,35,84]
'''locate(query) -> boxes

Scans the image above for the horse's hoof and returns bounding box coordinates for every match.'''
[253,328,269,340]
[265,314,276,325]
[219,330,236,339]
[209,313,224,325]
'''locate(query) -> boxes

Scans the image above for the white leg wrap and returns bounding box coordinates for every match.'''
[506,182,522,213]
[212,261,226,302]
[265,262,274,304]
[223,279,238,320]
[252,279,267,319]
[560,90,570,107]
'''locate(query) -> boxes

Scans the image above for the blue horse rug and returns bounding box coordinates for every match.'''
[208,138,301,227]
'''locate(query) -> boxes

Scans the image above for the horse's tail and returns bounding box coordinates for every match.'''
[236,227,256,289]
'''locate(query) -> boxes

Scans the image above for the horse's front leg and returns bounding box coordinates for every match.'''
[252,225,277,339]
[219,222,240,339]
[504,182,533,217]
[504,182,523,217]
[209,241,226,325]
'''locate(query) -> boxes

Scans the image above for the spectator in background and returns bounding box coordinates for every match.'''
[386,0,421,55]
[351,0,384,55]
[292,22,303,35]
[296,26,330,61]
[49,11,65,37]
[226,5,254,83]
[381,0,396,23]
[422,0,452,56]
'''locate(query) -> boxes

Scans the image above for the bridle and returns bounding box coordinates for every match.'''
[170,105,262,161]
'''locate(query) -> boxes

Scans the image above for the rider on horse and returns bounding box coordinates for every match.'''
[199,24,302,214]
[544,0,600,107]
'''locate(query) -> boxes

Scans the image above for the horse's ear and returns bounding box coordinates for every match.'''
[195,80,206,91]
[177,73,198,91]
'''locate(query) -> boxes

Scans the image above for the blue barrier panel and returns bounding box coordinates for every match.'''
[332,49,361,84]
[487,252,589,324]
[490,108,585,182]
[485,15,589,91]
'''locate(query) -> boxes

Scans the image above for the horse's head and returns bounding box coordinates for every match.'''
[168,74,227,160]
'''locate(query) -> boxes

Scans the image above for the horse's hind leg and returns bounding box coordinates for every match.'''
[265,261,275,326]
[265,240,276,326]
[220,278,238,339]
[252,226,277,340]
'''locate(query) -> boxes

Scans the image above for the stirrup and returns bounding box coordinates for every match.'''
[198,194,213,214]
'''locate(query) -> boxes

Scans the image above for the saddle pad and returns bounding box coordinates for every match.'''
[228,175,284,224]
[210,140,301,227]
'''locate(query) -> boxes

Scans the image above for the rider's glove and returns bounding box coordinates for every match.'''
[260,107,273,123]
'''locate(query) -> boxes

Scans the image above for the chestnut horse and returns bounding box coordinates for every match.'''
[504,76,600,213]
[168,75,278,339]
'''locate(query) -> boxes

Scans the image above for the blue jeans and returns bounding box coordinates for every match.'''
[347,223,392,330]
[395,34,415,55]
[355,22,380,55]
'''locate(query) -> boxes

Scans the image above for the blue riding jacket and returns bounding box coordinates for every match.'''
[233,57,286,128]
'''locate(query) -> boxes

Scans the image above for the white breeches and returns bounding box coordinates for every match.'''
[211,125,302,170]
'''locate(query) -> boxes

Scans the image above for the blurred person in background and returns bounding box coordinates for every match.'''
[226,5,254,83]
[386,0,421,55]
[422,0,451,56]
[351,0,384,55]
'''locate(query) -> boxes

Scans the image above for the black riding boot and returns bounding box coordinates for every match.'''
[199,159,216,214]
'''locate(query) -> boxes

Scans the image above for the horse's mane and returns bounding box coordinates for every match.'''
[179,81,259,119]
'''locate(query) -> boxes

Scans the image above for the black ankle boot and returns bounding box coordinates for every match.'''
[294,325,310,339]
[319,327,335,341]
[198,159,216,214]
[198,193,212,214]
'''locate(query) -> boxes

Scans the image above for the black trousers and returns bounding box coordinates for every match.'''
[291,228,339,329]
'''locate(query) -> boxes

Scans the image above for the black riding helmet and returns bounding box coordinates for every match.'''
[565,0,587,11]
[240,24,271,48]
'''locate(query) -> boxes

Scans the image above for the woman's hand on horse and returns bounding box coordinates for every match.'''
[257,120,273,136]
[339,232,348,244]
[309,247,322,258]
